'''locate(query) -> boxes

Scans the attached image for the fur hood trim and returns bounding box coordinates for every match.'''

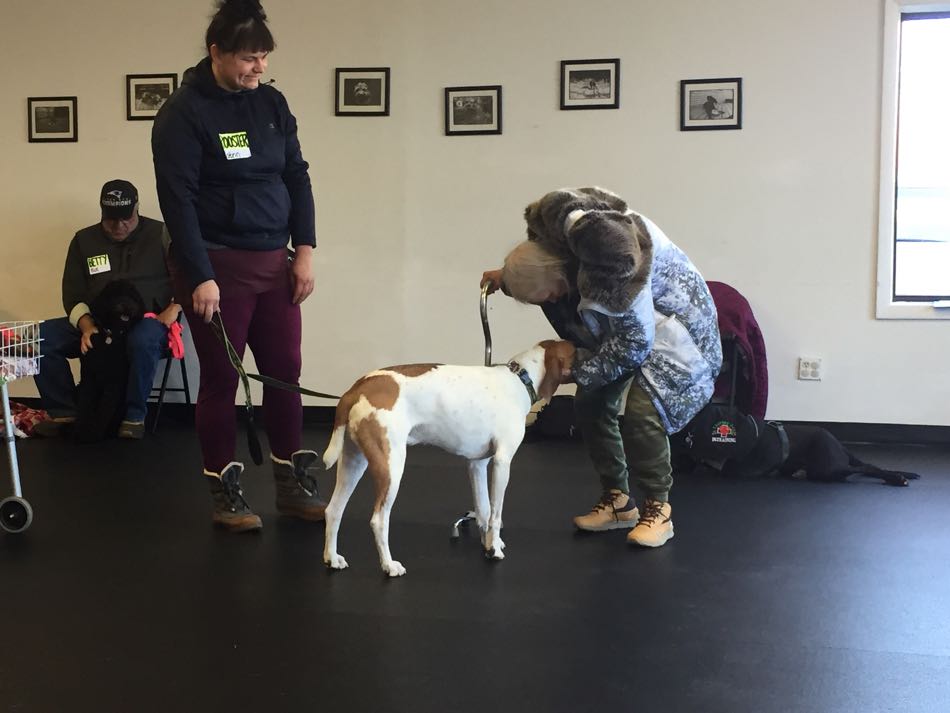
[523,187,653,313]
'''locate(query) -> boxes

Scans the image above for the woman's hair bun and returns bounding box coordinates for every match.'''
[207,0,274,54]
[216,0,267,22]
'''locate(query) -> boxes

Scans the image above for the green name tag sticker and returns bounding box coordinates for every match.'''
[219,131,251,160]
[87,254,111,275]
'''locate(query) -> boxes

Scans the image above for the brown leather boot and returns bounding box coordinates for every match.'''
[205,462,262,532]
[273,450,327,521]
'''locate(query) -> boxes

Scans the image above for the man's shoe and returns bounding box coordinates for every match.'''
[273,450,327,521]
[32,416,76,438]
[627,499,674,547]
[117,420,145,440]
[206,462,262,532]
[573,489,639,531]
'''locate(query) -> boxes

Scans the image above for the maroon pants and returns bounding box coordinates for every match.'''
[172,248,302,473]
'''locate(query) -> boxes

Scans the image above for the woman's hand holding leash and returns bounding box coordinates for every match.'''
[192,280,221,323]
[481,269,503,294]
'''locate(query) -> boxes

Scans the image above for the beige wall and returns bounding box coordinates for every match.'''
[3,0,947,425]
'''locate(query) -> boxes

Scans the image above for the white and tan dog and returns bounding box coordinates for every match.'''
[322,340,575,577]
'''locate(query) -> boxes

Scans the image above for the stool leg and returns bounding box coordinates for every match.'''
[151,358,173,434]
[179,358,191,404]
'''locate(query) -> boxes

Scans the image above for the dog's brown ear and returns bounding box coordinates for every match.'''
[539,344,567,402]
[556,340,576,377]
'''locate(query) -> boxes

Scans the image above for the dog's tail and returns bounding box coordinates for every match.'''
[323,425,345,469]
[323,387,360,469]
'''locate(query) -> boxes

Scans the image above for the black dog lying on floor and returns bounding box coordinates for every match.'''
[73,280,146,443]
[673,405,921,486]
[778,423,920,486]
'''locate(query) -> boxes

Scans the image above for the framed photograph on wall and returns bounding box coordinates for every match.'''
[560,59,620,110]
[444,85,502,136]
[27,96,78,142]
[680,77,742,131]
[126,73,178,120]
[335,67,390,116]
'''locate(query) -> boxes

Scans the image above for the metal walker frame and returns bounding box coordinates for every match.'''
[450,284,493,539]
[1,321,43,534]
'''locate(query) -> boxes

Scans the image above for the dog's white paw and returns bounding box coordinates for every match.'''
[485,538,506,560]
[325,554,349,570]
[382,560,407,577]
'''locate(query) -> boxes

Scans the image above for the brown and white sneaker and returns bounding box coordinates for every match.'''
[627,499,673,547]
[117,420,145,440]
[573,489,640,532]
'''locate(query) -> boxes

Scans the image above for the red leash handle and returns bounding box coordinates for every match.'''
[144,314,185,359]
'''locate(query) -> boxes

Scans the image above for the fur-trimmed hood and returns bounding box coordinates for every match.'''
[523,187,653,314]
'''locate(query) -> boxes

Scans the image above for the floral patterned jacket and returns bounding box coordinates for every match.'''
[527,188,722,433]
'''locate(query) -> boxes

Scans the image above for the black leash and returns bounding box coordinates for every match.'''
[209,312,263,465]
[244,371,340,400]
[209,312,339,465]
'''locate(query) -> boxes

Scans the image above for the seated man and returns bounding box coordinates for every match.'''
[34,179,181,439]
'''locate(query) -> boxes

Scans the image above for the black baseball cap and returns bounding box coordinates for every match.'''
[100,179,138,220]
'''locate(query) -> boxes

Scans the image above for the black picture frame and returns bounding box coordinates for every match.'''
[27,96,78,143]
[126,73,178,121]
[560,59,620,110]
[335,67,391,116]
[679,77,743,131]
[444,85,502,136]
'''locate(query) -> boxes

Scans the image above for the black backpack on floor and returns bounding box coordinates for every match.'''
[672,337,788,478]
[528,395,580,440]
[674,403,789,479]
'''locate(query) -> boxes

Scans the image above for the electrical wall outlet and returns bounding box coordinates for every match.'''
[798,357,822,381]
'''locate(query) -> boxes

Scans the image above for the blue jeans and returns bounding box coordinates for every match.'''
[35,317,169,422]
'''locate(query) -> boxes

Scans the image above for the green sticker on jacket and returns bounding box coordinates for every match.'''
[87,254,111,275]
[219,132,251,160]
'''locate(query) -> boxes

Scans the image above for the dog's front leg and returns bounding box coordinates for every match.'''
[467,457,491,544]
[484,456,511,560]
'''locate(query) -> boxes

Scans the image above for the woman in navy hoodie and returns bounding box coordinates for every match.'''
[152,0,324,532]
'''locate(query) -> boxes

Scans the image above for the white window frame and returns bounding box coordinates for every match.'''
[877,0,950,319]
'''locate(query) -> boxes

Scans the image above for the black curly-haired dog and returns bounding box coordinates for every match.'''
[73,280,146,443]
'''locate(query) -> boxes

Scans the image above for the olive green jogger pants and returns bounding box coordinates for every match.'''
[573,378,672,502]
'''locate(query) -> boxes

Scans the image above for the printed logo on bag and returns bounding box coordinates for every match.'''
[86,254,111,275]
[711,420,737,444]
[219,131,251,160]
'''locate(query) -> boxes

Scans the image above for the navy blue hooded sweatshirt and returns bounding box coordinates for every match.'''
[151,57,316,290]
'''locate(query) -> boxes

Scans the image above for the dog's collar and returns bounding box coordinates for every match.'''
[507,361,538,404]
